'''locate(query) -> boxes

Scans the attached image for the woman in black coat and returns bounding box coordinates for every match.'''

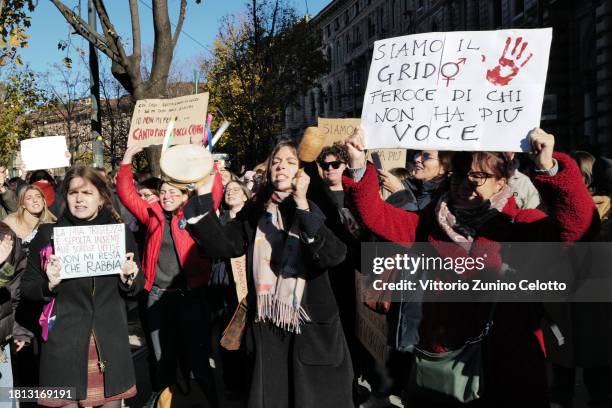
[21,166,144,408]
[0,222,34,391]
[186,140,353,408]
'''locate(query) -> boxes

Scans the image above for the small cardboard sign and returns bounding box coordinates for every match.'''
[318,117,361,146]
[53,224,126,279]
[20,136,70,171]
[128,93,209,148]
[230,255,248,302]
[367,149,407,171]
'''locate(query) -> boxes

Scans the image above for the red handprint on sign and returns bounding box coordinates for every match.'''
[485,36,533,86]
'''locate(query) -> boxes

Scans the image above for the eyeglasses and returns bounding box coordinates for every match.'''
[321,161,344,171]
[449,171,496,187]
[413,152,439,163]
[225,187,242,195]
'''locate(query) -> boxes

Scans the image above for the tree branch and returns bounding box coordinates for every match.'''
[128,0,141,64]
[50,0,121,64]
[172,0,187,48]
[147,0,173,97]
[91,0,129,63]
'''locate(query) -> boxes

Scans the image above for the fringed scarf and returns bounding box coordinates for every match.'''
[253,191,310,333]
[436,185,513,250]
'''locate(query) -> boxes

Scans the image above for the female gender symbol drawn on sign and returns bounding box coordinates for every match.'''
[441,57,467,87]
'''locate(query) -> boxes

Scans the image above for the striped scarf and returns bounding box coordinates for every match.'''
[252,192,310,333]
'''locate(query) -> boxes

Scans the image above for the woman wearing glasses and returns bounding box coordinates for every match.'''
[117,146,223,407]
[342,128,598,407]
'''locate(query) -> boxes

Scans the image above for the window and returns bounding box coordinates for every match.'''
[355,1,360,16]
[310,92,316,119]
[345,10,349,26]
[336,81,342,109]
[368,16,376,37]
[492,0,502,28]
[327,84,334,112]
[334,18,339,30]
[353,25,362,48]
[336,40,341,64]
[318,90,325,117]
[326,25,331,37]
[345,34,351,53]
[513,0,524,16]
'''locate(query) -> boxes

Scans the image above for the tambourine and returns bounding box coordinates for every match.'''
[159,144,214,191]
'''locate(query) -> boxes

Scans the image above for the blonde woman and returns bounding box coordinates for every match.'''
[4,185,57,247]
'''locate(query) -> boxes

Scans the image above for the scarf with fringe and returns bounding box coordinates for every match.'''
[436,185,513,250]
[253,191,309,333]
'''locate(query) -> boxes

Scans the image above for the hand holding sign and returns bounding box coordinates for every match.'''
[529,128,555,171]
[122,145,144,165]
[120,252,139,287]
[46,254,62,291]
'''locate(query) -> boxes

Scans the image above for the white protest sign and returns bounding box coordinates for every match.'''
[318,118,361,146]
[54,224,126,279]
[20,136,70,171]
[128,93,209,148]
[362,28,552,152]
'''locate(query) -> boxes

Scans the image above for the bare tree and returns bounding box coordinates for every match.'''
[37,63,91,164]
[50,0,199,100]
[50,0,202,173]
[98,68,133,170]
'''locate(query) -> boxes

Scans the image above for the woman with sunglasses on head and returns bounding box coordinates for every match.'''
[342,128,598,407]
[117,146,223,408]
[379,150,453,212]
[186,140,353,408]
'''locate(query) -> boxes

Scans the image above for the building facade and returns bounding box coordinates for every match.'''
[284,0,612,154]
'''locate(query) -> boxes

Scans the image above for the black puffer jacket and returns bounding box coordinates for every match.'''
[21,208,144,400]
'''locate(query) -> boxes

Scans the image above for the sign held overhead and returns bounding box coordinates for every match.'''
[361,28,552,152]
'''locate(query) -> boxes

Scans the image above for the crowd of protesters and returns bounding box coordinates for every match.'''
[0,126,609,408]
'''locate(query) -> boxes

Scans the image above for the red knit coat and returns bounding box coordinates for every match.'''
[343,152,598,406]
[116,164,223,291]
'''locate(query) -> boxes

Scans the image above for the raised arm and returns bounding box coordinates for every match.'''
[116,146,152,224]
[516,129,598,242]
[184,178,247,260]
[342,130,419,243]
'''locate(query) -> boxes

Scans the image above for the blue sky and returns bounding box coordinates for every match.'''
[21,0,330,76]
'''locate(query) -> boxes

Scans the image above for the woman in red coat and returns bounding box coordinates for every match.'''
[117,146,223,407]
[342,128,598,407]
